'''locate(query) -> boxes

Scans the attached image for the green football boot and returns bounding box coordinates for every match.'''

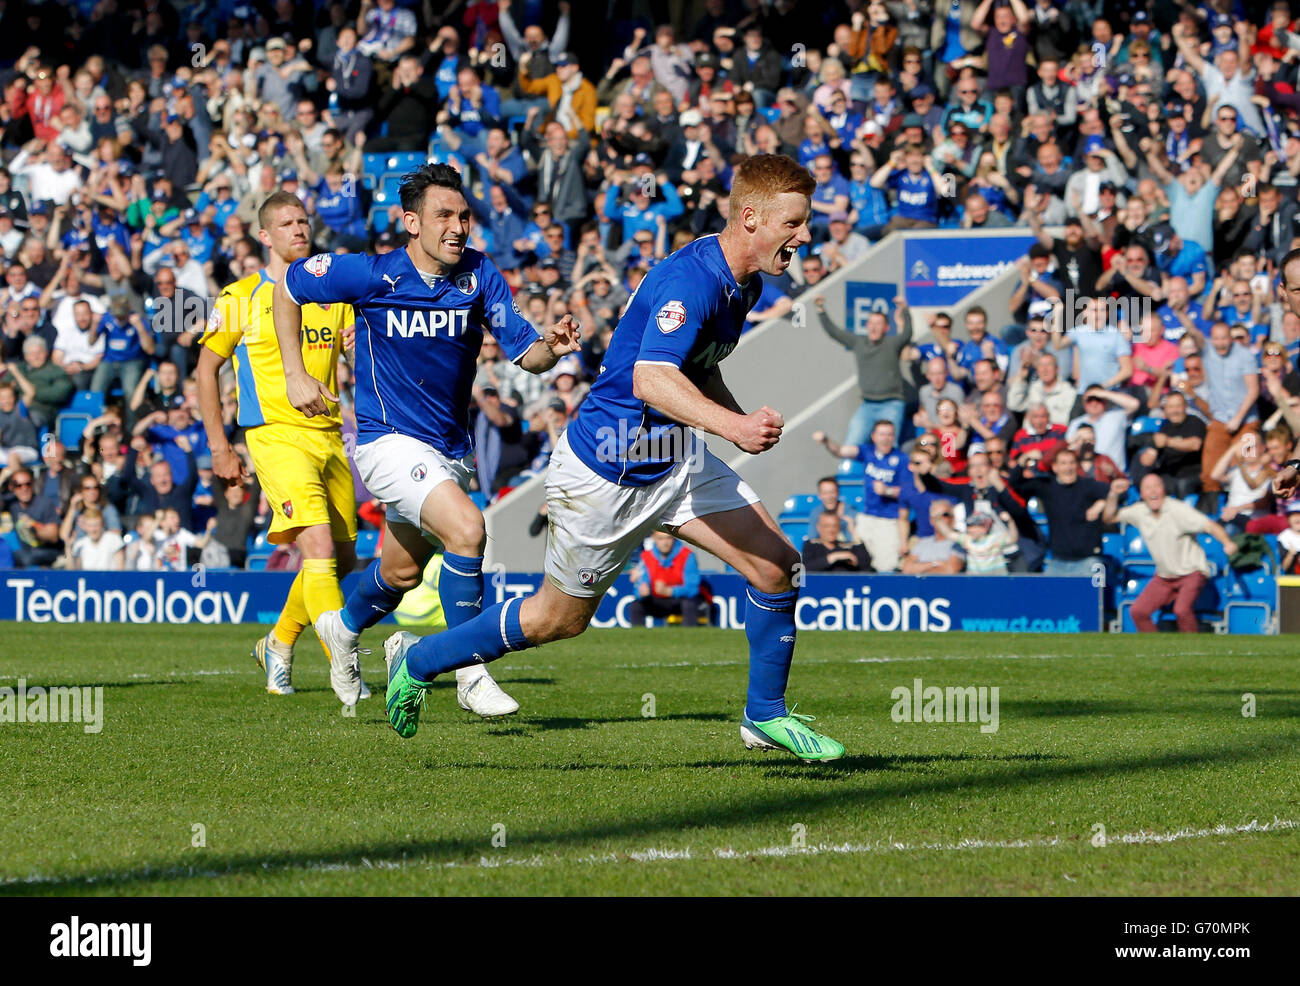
[741,705,844,762]
[383,632,433,739]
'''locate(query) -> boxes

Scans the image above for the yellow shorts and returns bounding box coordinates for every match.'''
[245,424,357,544]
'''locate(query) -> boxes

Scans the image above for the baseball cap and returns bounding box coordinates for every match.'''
[0,208,10,220]
[828,210,850,224]
[552,52,575,67]
[697,52,717,68]
[151,188,169,202]
[1212,12,1233,28]
[546,397,567,414]
[1286,500,1300,514]
[538,257,558,269]
[279,168,298,182]
[1150,222,1175,255]
[164,394,187,410]
[183,208,199,223]
[679,109,704,127]
[1115,71,1134,88]
[1084,135,1106,155]
[1132,10,1149,23]
[30,201,49,215]
[266,37,287,51]
[375,230,396,247]
[968,511,995,527]
[910,82,935,99]
[1099,180,1118,194]
[551,355,581,379]
[902,113,924,129]
[1028,299,1054,319]
[631,151,654,167]
[859,120,883,138]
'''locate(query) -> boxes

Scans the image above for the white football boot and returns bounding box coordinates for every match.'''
[314,609,363,705]
[251,633,295,695]
[456,665,520,718]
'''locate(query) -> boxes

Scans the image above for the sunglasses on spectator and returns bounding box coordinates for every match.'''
[10,479,31,488]
[1264,345,1285,356]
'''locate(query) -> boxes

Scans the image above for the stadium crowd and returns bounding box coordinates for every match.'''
[0,0,1297,598]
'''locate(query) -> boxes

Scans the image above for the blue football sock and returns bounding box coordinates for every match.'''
[406,596,530,681]
[341,562,405,634]
[439,552,483,628]
[744,586,797,722]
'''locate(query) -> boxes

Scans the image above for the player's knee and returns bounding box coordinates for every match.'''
[748,547,800,595]
[441,516,487,556]
[381,563,422,592]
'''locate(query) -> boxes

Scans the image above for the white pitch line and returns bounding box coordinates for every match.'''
[4,817,1295,887]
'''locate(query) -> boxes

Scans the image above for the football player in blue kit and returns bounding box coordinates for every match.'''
[273,163,581,714]
[382,154,844,761]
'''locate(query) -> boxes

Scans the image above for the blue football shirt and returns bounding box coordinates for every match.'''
[565,235,762,486]
[282,247,541,458]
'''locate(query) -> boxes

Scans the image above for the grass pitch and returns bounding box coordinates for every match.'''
[0,625,1297,896]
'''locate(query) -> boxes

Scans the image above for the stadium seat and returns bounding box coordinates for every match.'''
[836,477,864,494]
[362,152,387,181]
[837,459,865,479]
[1197,533,1230,575]
[781,493,821,517]
[356,529,379,559]
[69,390,106,417]
[246,553,272,571]
[1129,417,1162,438]
[379,172,405,197]
[385,152,427,173]
[55,412,91,450]
[251,531,271,553]
[1102,532,1124,560]
[846,493,865,512]
[779,519,808,545]
[369,206,390,233]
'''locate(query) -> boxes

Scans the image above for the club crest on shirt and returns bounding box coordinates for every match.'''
[455,272,478,295]
[304,254,332,277]
[577,568,599,587]
[656,300,687,334]
[282,500,293,519]
[411,463,427,482]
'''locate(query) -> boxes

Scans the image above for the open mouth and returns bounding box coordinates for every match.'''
[442,238,465,253]
[777,245,797,267]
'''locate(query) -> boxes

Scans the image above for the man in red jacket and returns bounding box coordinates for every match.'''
[628,532,710,627]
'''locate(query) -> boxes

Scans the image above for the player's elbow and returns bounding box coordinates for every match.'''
[632,363,659,403]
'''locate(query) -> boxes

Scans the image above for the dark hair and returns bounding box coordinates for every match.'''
[1282,247,1300,288]
[817,475,838,489]
[399,163,464,215]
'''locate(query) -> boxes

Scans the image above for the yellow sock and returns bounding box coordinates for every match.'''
[302,558,344,625]
[273,571,308,650]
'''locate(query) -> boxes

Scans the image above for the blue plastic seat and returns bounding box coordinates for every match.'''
[55,412,90,450]
[1197,533,1229,575]
[246,553,272,571]
[69,390,105,417]
[368,206,390,233]
[780,520,808,545]
[385,152,426,174]
[837,458,865,479]
[781,493,822,517]
[356,529,379,558]
[1129,416,1162,437]
[379,172,405,197]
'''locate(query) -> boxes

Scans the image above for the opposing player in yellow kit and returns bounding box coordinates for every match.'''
[196,190,368,704]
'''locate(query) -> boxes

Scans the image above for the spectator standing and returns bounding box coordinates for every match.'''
[1103,474,1237,633]
[814,293,912,447]
[1009,445,1109,576]
[814,419,909,572]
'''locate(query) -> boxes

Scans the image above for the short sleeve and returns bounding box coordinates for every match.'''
[636,284,709,369]
[282,252,371,307]
[1115,504,1140,528]
[200,285,246,359]
[478,259,541,363]
[1175,500,1209,534]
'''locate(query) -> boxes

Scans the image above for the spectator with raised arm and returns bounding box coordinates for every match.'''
[1103,474,1237,633]
[813,293,912,447]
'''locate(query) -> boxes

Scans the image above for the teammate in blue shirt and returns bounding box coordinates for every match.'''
[275,163,581,715]
[379,154,845,761]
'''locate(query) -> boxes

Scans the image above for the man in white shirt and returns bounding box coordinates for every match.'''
[143,240,208,297]
[9,141,83,206]
[69,508,125,570]
[1067,386,1140,470]
[52,299,105,389]
[48,265,107,340]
